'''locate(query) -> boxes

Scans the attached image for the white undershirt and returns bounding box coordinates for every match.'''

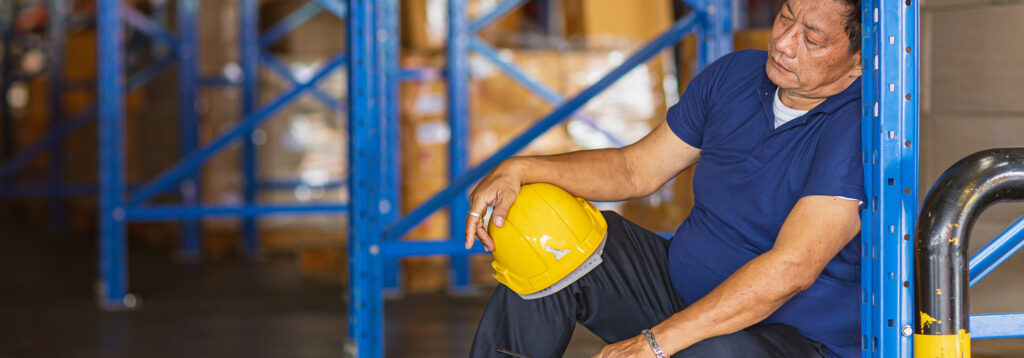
[772,88,863,206]
[773,88,809,128]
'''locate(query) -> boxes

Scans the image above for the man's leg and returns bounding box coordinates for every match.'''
[469,211,685,358]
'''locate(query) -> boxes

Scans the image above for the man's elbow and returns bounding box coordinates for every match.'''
[776,258,825,294]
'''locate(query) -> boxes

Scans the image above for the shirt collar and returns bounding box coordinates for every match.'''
[758,76,862,116]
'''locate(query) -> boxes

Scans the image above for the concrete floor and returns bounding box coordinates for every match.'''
[1,211,1023,357]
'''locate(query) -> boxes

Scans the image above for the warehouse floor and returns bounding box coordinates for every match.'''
[1,212,1022,358]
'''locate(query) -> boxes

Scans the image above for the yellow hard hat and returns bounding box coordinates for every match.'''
[488,183,607,299]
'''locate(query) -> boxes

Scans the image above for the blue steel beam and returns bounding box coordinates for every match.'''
[259,2,322,48]
[259,51,346,112]
[123,203,349,221]
[48,0,69,232]
[448,0,473,292]
[695,0,733,69]
[126,53,348,207]
[380,0,402,293]
[310,0,347,20]
[122,3,178,48]
[469,0,530,33]
[97,0,130,309]
[177,0,201,260]
[257,179,346,190]
[860,0,919,356]
[0,55,173,180]
[398,67,444,82]
[970,313,1024,340]
[381,240,488,258]
[241,0,261,257]
[469,38,627,147]
[384,13,699,241]
[348,0,384,354]
[969,216,1024,287]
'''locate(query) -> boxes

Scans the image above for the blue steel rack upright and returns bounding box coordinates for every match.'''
[859,0,920,355]
[349,0,732,355]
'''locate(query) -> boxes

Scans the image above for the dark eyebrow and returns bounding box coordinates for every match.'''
[804,22,824,35]
[783,2,826,36]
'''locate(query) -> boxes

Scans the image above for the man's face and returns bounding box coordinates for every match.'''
[767,0,861,97]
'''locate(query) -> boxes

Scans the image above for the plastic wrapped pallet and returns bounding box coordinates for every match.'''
[257,55,349,251]
[199,54,348,257]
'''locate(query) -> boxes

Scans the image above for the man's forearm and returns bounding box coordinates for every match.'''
[652,250,816,354]
[511,149,645,202]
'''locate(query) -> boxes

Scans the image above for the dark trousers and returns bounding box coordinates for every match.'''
[469,211,828,358]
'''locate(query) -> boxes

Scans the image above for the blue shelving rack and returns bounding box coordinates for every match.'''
[93,0,353,308]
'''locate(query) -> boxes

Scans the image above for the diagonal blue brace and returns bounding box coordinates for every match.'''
[969,216,1024,287]
[259,2,323,48]
[122,3,178,48]
[469,38,627,147]
[124,203,349,221]
[469,0,530,33]
[259,51,346,112]
[126,53,348,207]
[384,13,698,241]
[0,55,174,180]
[310,0,347,20]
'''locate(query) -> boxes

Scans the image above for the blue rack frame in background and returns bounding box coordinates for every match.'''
[93,0,353,308]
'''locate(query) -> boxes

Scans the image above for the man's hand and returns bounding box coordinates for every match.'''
[465,159,524,252]
[592,335,654,358]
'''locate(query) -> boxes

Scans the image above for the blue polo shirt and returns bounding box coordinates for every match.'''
[666,50,864,358]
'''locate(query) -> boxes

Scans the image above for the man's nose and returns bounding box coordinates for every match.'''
[775,27,799,58]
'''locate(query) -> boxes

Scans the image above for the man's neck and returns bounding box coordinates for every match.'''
[778,75,860,111]
[777,88,826,111]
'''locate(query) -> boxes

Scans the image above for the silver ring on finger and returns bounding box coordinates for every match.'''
[468,211,482,218]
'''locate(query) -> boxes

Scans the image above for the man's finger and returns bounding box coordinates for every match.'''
[465,196,491,249]
[490,189,517,228]
[476,224,494,252]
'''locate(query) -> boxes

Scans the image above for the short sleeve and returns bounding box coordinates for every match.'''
[666,60,720,149]
[801,109,867,203]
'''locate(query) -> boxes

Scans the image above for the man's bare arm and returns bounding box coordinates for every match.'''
[466,123,700,250]
[651,195,861,354]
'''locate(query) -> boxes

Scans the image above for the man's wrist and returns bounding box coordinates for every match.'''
[641,329,668,358]
[504,156,531,184]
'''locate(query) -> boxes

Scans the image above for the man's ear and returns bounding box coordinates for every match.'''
[848,52,863,78]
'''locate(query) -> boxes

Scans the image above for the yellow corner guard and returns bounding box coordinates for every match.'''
[914,330,971,358]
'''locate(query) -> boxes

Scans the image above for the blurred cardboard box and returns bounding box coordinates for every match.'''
[401,0,525,52]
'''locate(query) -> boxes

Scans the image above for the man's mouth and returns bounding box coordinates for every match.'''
[770,57,792,73]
